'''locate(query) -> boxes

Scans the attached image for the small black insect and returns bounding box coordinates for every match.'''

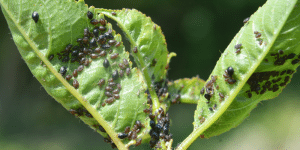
[126,68,131,75]
[108,40,117,46]
[89,38,97,48]
[234,44,242,49]
[278,50,284,54]
[104,32,114,39]
[118,133,128,139]
[243,17,250,24]
[227,78,236,84]
[117,83,122,90]
[119,70,124,77]
[101,44,111,50]
[90,19,98,25]
[115,42,121,47]
[133,47,138,53]
[99,18,106,26]
[112,70,119,80]
[83,28,89,37]
[109,82,116,87]
[93,28,99,37]
[123,59,129,66]
[255,33,261,38]
[135,138,142,147]
[32,11,39,23]
[112,12,117,15]
[118,63,126,70]
[66,75,72,80]
[60,66,67,76]
[287,53,296,59]
[110,53,119,59]
[48,54,54,61]
[105,86,113,91]
[72,69,78,77]
[77,65,84,72]
[105,97,115,104]
[99,26,106,31]
[73,79,79,89]
[98,79,105,87]
[227,67,234,78]
[87,11,93,19]
[103,59,110,68]
[83,37,89,44]
[204,94,211,100]
[114,94,120,99]
[105,91,113,97]
[292,59,300,65]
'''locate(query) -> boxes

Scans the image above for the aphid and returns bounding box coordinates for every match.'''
[48,54,54,61]
[108,78,114,82]
[287,53,296,59]
[158,107,164,115]
[292,59,300,65]
[115,42,121,47]
[99,26,106,31]
[200,88,205,95]
[216,85,219,90]
[105,97,115,104]
[60,66,67,76]
[98,79,105,87]
[105,86,113,91]
[109,82,116,87]
[123,59,129,66]
[112,70,119,80]
[89,38,97,48]
[89,54,97,59]
[83,28,89,37]
[118,133,128,139]
[243,17,250,24]
[66,75,72,80]
[87,11,93,19]
[94,48,101,53]
[143,108,150,113]
[119,70,124,77]
[93,28,99,37]
[101,44,111,50]
[234,44,242,49]
[99,19,106,26]
[255,33,261,38]
[124,126,130,134]
[117,83,122,90]
[108,40,117,46]
[278,50,284,54]
[113,89,119,94]
[133,47,138,53]
[235,49,241,53]
[104,31,114,39]
[219,93,224,98]
[101,102,106,107]
[118,63,126,70]
[69,109,77,115]
[254,31,259,34]
[247,92,252,98]
[114,94,120,99]
[78,52,84,58]
[204,94,211,100]
[85,112,93,118]
[105,91,113,97]
[83,37,89,44]
[103,59,110,68]
[112,12,116,15]
[110,53,119,59]
[99,51,106,57]
[227,67,234,78]
[72,69,78,77]
[209,107,213,111]
[32,11,39,23]
[77,65,84,72]
[99,125,106,132]
[227,79,236,84]
[135,138,142,147]
[90,19,98,25]
[126,68,131,75]
[73,79,79,89]
[259,40,263,45]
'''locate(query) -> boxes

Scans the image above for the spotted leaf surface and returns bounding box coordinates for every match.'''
[0,0,156,149]
[167,77,205,105]
[180,0,300,148]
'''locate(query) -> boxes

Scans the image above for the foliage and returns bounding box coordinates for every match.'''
[1,0,299,149]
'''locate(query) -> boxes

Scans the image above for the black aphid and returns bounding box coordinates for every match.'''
[133,47,138,53]
[60,66,67,76]
[48,54,54,61]
[118,133,128,139]
[112,12,117,15]
[83,28,89,37]
[99,125,106,132]
[292,59,300,65]
[77,65,84,72]
[87,11,93,19]
[108,40,117,46]
[118,63,126,69]
[66,75,72,81]
[227,67,234,78]
[234,44,242,49]
[105,91,113,97]
[98,79,105,87]
[119,70,124,77]
[103,59,110,68]
[243,17,250,24]
[101,44,111,50]
[73,69,78,77]
[287,53,296,59]
[99,51,106,57]
[99,26,106,31]
[83,37,89,44]
[114,94,120,99]
[126,68,131,75]
[105,97,115,104]
[124,126,130,134]
[32,11,39,23]
[123,59,129,66]
[90,19,98,25]
[110,53,119,59]
[115,42,121,47]
[104,32,114,39]
[105,86,113,91]
[90,38,97,48]
[113,89,120,94]
[112,70,119,80]
[227,79,236,84]
[73,79,79,89]
[99,18,106,26]
[204,94,211,100]
[93,28,99,37]
[278,50,284,54]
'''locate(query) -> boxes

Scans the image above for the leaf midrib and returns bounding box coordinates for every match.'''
[177,0,296,149]
[0,1,126,150]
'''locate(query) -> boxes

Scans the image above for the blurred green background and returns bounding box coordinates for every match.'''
[1,0,299,149]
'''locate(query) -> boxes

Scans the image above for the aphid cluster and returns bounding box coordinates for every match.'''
[223,67,236,84]
[246,69,294,98]
[270,50,299,66]
[46,11,132,106]
[148,107,172,148]
[117,121,143,147]
[68,108,93,118]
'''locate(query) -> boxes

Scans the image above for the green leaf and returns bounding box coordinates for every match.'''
[177,0,300,149]
[167,77,205,104]
[1,0,157,149]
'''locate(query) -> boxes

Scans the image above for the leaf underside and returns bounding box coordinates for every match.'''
[1,0,176,149]
[193,0,300,140]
